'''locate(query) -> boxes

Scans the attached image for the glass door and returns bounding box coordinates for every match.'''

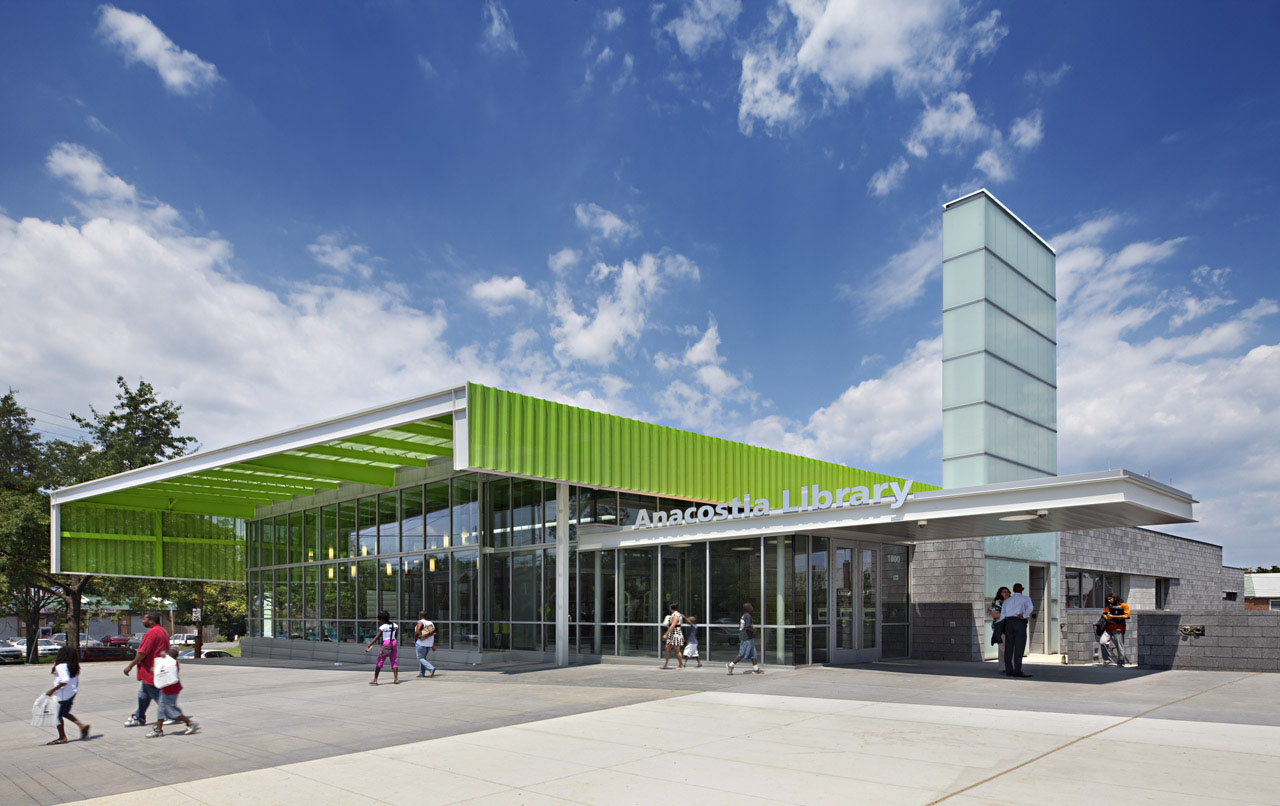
[830,541,880,663]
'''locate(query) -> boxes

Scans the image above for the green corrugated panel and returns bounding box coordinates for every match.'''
[59,503,244,582]
[466,383,938,504]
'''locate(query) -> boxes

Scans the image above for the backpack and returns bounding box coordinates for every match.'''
[1093,616,1108,637]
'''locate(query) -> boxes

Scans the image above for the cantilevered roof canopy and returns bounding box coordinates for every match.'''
[577,470,1197,551]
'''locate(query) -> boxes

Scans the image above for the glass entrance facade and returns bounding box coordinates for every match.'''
[245,471,911,663]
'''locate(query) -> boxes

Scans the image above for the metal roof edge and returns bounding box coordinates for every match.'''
[942,188,1057,255]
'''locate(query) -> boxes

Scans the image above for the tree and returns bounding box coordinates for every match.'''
[0,490,60,661]
[1253,565,1280,574]
[0,390,42,493]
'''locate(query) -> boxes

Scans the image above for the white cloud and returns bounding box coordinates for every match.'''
[1009,110,1044,149]
[547,247,581,275]
[469,275,539,315]
[905,92,988,158]
[601,8,626,32]
[418,55,437,79]
[842,225,940,322]
[1024,63,1071,89]
[481,1,519,54]
[585,46,614,85]
[307,232,381,280]
[867,157,910,197]
[96,6,219,95]
[664,0,742,57]
[573,202,638,241]
[550,252,698,365]
[613,53,636,94]
[46,143,136,201]
[737,45,801,135]
[973,147,1010,182]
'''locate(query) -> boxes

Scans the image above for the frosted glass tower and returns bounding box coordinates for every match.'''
[941,189,1057,489]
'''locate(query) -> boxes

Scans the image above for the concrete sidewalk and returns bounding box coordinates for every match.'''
[2,657,1278,805]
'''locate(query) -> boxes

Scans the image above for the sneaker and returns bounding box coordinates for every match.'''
[145,728,164,738]
[753,668,763,674]
[726,663,734,675]
[429,669,435,678]
[416,673,426,678]
[123,716,145,727]
[182,722,200,735]
[163,718,180,726]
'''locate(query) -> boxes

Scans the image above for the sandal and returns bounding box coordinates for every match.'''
[368,681,378,686]
[80,725,91,739]
[46,738,68,745]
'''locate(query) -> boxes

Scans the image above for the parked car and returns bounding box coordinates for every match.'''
[18,638,61,657]
[79,645,137,662]
[170,633,197,647]
[177,649,233,659]
[127,632,147,650]
[52,633,100,647]
[100,635,131,647]
[0,640,24,663]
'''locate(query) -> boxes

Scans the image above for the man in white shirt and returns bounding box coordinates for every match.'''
[999,583,1035,678]
[415,610,436,679]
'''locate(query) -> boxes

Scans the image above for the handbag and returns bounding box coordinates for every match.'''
[31,694,58,727]
[1093,616,1108,638]
[154,655,180,688]
[991,618,1005,645]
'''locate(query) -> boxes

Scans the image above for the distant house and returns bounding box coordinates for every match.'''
[1243,573,1280,612]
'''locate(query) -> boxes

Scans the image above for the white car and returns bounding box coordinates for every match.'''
[0,640,23,663]
[177,649,233,659]
[171,633,197,647]
[14,638,60,657]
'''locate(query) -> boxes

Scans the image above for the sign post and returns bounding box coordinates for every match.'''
[193,584,204,658]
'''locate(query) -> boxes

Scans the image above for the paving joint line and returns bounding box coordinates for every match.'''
[925,672,1263,805]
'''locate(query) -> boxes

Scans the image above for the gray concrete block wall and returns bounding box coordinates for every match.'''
[1059,527,1234,611]
[910,539,986,661]
[1138,612,1280,671]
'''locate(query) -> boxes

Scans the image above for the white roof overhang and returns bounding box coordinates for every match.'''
[577,470,1196,551]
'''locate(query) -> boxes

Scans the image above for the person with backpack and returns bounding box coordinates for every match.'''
[365,610,400,685]
[1100,593,1131,667]
[146,648,199,738]
[414,610,436,678]
[660,602,685,670]
[726,603,760,674]
[45,646,88,744]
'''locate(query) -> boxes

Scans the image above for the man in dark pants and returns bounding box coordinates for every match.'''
[999,583,1034,678]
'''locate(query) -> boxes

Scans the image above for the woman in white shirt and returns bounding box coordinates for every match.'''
[46,646,89,744]
[364,610,400,685]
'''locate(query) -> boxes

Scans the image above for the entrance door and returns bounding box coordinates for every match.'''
[831,541,880,663]
[1027,564,1046,655]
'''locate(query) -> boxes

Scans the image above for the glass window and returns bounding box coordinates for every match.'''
[543,547,556,624]
[764,536,798,626]
[710,539,761,657]
[425,552,449,621]
[620,548,657,625]
[578,550,615,655]
[595,491,618,527]
[401,487,424,553]
[511,480,542,546]
[661,543,706,623]
[452,476,479,546]
[619,493,658,527]
[321,562,338,620]
[302,509,318,564]
[321,506,338,562]
[542,482,559,542]
[302,566,318,640]
[378,494,399,555]
[357,559,378,620]
[488,478,512,548]
[337,562,355,620]
[380,557,399,621]
[1065,570,1082,609]
[356,498,377,557]
[424,480,450,549]
[487,553,511,649]
[451,549,478,623]
[338,502,356,559]
[512,550,540,623]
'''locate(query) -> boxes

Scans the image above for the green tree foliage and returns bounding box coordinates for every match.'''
[0,380,210,652]
[1253,565,1280,574]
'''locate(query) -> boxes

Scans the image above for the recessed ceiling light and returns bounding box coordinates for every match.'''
[999,514,1039,522]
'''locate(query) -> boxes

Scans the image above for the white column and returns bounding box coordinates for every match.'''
[49,503,61,574]
[555,482,570,667]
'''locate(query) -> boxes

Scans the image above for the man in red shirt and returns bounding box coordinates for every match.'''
[121,613,170,728]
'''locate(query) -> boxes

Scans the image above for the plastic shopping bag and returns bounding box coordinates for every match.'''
[31,694,58,727]
[154,655,179,689]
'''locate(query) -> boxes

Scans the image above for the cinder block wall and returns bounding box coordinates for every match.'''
[910,539,986,661]
[1059,527,1235,611]
[1139,612,1280,671]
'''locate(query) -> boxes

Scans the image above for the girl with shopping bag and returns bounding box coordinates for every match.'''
[147,649,199,737]
[43,646,89,744]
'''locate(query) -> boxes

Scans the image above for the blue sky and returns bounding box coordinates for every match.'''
[1,2,1277,564]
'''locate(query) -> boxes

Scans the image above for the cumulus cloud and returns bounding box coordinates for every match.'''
[601,7,626,31]
[905,92,988,158]
[469,275,539,315]
[737,44,801,135]
[481,1,519,54]
[1009,110,1044,149]
[46,143,136,201]
[868,157,910,196]
[652,317,755,428]
[547,247,581,275]
[573,202,638,241]
[307,232,382,280]
[664,0,742,57]
[550,252,699,366]
[96,6,220,95]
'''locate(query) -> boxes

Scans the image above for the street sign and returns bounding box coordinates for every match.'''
[192,608,202,622]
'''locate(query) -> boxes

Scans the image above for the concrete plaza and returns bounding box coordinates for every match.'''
[2,656,1278,805]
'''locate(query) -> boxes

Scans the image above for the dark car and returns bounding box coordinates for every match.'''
[100,635,131,647]
[79,645,137,662]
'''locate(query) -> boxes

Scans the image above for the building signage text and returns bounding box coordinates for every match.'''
[631,480,915,530]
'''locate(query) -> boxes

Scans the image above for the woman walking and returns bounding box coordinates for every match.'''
[661,602,685,670]
[45,647,89,744]
[365,611,400,685]
[990,586,1011,672]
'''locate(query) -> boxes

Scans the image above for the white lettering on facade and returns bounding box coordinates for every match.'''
[629,480,915,530]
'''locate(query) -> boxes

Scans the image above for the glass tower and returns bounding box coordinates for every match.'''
[941,189,1057,488]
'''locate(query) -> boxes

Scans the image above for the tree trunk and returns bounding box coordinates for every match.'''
[67,576,91,650]
[23,615,38,663]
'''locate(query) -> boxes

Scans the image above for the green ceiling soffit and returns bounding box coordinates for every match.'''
[387,420,453,440]
[466,382,939,505]
[88,492,255,519]
[340,434,452,457]
[233,455,395,487]
[293,444,426,467]
[195,468,340,490]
